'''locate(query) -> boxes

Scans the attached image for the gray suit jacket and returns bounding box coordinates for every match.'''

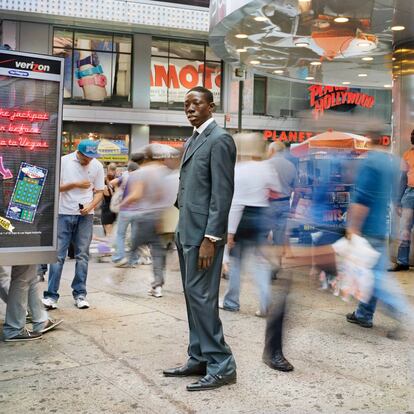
[176,120,236,246]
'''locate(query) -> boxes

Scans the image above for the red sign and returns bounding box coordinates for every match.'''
[263,130,390,146]
[308,85,375,118]
[0,109,50,150]
[263,130,314,143]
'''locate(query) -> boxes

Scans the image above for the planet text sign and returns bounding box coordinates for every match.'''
[150,59,221,104]
[263,130,314,143]
[308,85,375,118]
[263,130,390,146]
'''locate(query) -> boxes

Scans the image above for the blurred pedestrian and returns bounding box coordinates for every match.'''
[101,163,117,236]
[163,86,237,391]
[119,144,172,296]
[42,140,104,310]
[346,136,410,337]
[220,132,274,316]
[389,129,414,271]
[267,141,297,276]
[112,159,152,266]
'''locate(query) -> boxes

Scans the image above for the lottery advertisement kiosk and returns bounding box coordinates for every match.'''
[0,50,63,265]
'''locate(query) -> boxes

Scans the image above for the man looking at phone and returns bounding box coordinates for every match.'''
[43,140,104,310]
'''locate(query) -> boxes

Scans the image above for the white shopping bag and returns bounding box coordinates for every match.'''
[332,235,380,303]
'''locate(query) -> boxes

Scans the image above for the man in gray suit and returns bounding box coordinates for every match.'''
[163,86,237,391]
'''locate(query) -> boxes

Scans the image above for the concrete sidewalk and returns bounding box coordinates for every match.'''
[0,252,413,414]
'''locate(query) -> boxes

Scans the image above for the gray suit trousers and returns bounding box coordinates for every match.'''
[176,235,236,376]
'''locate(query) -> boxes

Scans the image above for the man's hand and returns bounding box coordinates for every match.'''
[227,233,235,251]
[198,238,215,270]
[79,203,93,216]
[76,180,91,189]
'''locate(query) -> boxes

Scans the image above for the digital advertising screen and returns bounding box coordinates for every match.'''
[0,50,63,265]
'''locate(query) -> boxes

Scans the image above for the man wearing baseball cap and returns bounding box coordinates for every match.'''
[42,139,104,310]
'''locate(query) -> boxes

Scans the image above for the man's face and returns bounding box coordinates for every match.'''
[77,151,93,166]
[184,91,215,128]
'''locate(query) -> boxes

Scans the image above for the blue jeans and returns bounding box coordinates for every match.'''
[223,240,271,313]
[223,207,271,313]
[397,188,414,265]
[3,265,48,339]
[268,199,290,246]
[112,210,139,264]
[44,214,93,301]
[129,212,166,287]
[355,237,408,323]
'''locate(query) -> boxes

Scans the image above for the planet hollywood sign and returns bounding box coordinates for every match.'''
[308,85,375,118]
[263,130,390,146]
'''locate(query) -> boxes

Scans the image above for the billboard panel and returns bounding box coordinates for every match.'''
[0,50,63,265]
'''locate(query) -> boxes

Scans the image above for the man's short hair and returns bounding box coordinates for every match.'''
[130,152,145,164]
[186,86,214,104]
[127,161,139,172]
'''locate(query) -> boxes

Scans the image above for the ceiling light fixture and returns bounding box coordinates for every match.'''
[295,41,310,47]
[342,81,351,85]
[391,25,405,31]
[358,73,368,77]
[273,69,284,74]
[305,76,314,80]
[250,60,260,65]
[384,84,393,88]
[310,61,322,66]
[254,16,269,22]
[334,16,349,23]
[357,42,371,48]
[235,34,248,39]
[236,48,247,53]
[362,56,374,61]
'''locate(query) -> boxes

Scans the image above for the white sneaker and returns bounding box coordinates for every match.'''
[142,257,152,265]
[75,297,90,309]
[42,297,58,310]
[148,286,162,298]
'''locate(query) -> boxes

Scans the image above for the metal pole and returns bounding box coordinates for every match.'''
[238,80,244,132]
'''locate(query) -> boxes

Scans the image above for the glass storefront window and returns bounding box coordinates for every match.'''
[150,125,193,149]
[169,40,205,60]
[62,122,131,163]
[74,31,113,51]
[253,76,266,115]
[53,29,73,48]
[53,28,132,107]
[151,37,223,110]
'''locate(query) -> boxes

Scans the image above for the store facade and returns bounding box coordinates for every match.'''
[0,1,392,164]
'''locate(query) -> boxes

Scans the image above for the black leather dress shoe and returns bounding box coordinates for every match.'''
[262,351,294,372]
[388,263,409,272]
[186,372,237,391]
[346,312,373,328]
[163,364,206,377]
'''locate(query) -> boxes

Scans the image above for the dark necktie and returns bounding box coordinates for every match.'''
[186,130,199,153]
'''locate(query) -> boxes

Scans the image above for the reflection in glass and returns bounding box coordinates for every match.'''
[74,31,113,51]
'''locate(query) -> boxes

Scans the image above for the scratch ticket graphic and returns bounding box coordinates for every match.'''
[0,216,14,232]
[0,156,12,179]
[6,162,48,224]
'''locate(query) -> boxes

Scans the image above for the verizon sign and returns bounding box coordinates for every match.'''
[150,59,221,104]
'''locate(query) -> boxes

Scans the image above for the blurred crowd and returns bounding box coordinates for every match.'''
[1,130,412,372]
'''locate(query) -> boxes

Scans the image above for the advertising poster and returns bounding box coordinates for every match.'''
[150,59,221,104]
[0,50,63,265]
